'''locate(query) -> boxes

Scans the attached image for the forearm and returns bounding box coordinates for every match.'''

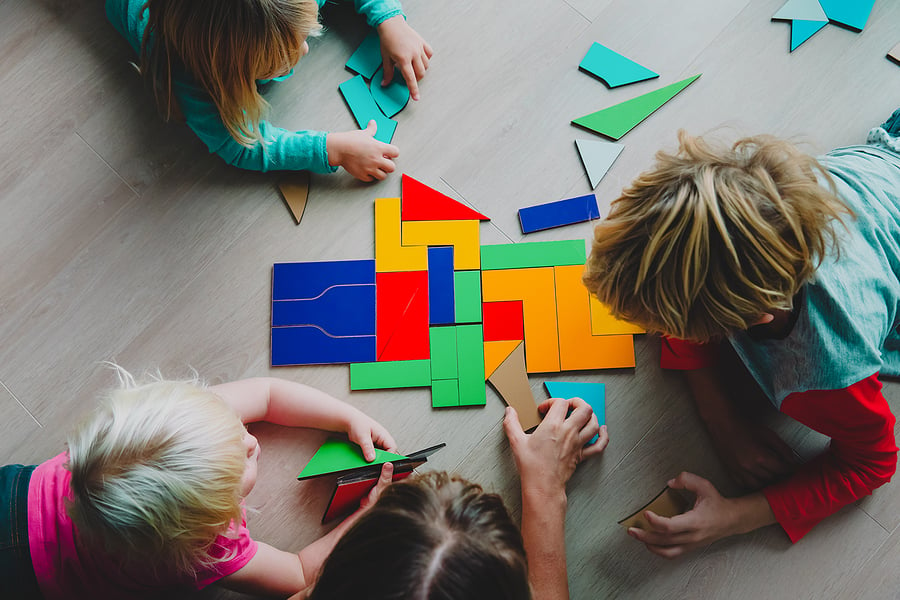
[730,492,777,535]
[684,367,741,427]
[520,483,569,600]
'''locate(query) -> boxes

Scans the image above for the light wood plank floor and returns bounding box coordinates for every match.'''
[3,0,900,598]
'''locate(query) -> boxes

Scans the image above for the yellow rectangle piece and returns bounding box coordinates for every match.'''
[401,220,480,270]
[589,295,646,335]
[375,198,428,272]
[482,268,559,373]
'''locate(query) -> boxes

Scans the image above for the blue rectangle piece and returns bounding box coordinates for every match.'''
[272,284,376,336]
[428,247,455,325]
[273,260,375,301]
[518,194,600,234]
[272,327,376,366]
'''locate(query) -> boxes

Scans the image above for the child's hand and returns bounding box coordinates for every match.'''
[503,398,608,494]
[709,419,797,490]
[377,16,433,101]
[326,121,399,181]
[345,410,398,462]
[359,462,393,511]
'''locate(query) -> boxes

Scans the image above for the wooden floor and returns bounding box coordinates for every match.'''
[3,0,900,598]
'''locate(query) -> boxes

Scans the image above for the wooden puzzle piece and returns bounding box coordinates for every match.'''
[482,268,560,373]
[272,284,376,336]
[578,42,659,88]
[572,74,701,140]
[376,270,430,361]
[271,326,375,366]
[518,194,601,234]
[589,296,646,336]
[483,340,521,379]
[481,240,586,271]
[576,139,624,189]
[488,342,542,431]
[818,0,875,31]
[428,247,455,325]
[401,175,490,221]
[402,219,481,270]
[544,380,605,444]
[375,198,428,272]
[345,29,382,79]
[323,469,414,523]
[273,260,375,301]
[618,487,691,530]
[371,65,410,118]
[788,19,828,51]
[456,324,487,406]
[772,0,827,22]
[429,326,458,380]
[338,75,397,144]
[431,378,460,408]
[453,270,482,323]
[483,301,525,342]
[555,265,635,370]
[350,359,432,390]
[890,42,900,66]
[298,438,407,480]
[278,172,310,224]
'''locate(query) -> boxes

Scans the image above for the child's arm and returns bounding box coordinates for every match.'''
[211,378,397,460]
[503,398,608,600]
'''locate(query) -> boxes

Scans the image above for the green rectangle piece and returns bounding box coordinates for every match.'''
[456,324,486,406]
[431,379,459,408]
[480,240,587,270]
[453,271,482,323]
[429,326,458,380]
[350,360,431,390]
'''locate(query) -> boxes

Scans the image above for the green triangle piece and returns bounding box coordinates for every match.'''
[298,438,408,480]
[572,74,701,140]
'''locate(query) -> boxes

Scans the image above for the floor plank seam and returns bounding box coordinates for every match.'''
[856,504,893,535]
[558,0,592,25]
[74,130,141,199]
[0,378,43,428]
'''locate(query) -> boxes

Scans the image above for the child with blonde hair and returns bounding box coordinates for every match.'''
[583,110,900,556]
[106,0,433,181]
[2,369,397,598]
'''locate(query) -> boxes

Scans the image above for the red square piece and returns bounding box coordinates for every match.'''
[376,271,430,360]
[322,470,413,523]
[483,300,525,342]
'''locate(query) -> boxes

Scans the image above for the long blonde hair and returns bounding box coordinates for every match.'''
[583,131,849,342]
[140,0,321,147]
[65,368,247,576]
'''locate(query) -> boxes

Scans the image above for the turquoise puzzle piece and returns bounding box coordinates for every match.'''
[339,75,397,144]
[578,42,658,88]
[790,19,828,51]
[371,65,410,118]
[345,30,382,79]
[544,381,605,445]
[818,0,875,31]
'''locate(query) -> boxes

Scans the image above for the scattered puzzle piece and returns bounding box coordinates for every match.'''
[618,487,690,530]
[271,326,375,366]
[375,198,428,272]
[428,247,455,325]
[887,42,900,66]
[350,359,432,390]
[576,139,624,188]
[371,65,410,118]
[339,74,397,144]
[772,0,827,22]
[818,0,875,31]
[788,19,828,51]
[279,172,310,224]
[345,30,382,79]
[488,342,542,431]
[403,219,481,270]
[483,301,525,342]
[456,324,487,405]
[544,381,605,444]
[376,270,430,361]
[453,270,483,323]
[481,240,586,271]
[578,42,659,88]
[589,296,646,336]
[483,340,521,379]
[400,175,490,221]
[298,438,407,480]
[572,74,701,140]
[518,194,601,234]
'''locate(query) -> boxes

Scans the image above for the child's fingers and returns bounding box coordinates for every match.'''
[359,437,376,462]
[424,42,434,59]
[382,59,395,87]
[364,120,378,136]
[400,64,419,100]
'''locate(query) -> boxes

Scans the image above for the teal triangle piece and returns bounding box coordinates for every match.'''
[544,381,605,444]
[790,19,828,51]
[772,0,827,22]
[578,42,658,88]
[818,0,875,31]
[572,74,701,140]
[575,139,624,188]
[370,65,410,118]
[298,438,407,480]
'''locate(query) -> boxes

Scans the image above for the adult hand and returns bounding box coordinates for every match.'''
[377,15,433,101]
[327,121,399,181]
[344,409,398,462]
[627,472,772,558]
[359,462,394,511]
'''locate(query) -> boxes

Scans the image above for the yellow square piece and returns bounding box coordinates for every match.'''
[375,198,428,272]
[401,220,481,270]
[482,268,559,373]
[589,296,645,335]
[555,265,635,370]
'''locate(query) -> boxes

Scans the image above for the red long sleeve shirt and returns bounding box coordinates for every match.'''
[662,337,898,542]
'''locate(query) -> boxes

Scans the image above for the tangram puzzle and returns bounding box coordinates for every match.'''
[271,174,644,409]
[771,0,877,52]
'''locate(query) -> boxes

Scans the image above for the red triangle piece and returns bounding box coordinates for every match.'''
[401,175,490,222]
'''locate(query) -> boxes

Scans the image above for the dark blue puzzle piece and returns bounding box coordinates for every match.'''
[272,284,376,336]
[272,260,375,301]
[518,194,601,234]
[427,247,455,325]
[271,326,376,366]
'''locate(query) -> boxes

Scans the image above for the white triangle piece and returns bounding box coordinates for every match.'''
[772,0,827,22]
[576,139,624,188]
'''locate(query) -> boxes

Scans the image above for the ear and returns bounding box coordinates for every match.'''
[751,313,775,326]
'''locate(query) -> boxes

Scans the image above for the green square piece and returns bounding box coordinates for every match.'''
[431,379,460,408]
[456,324,486,406]
[480,240,587,270]
[430,326,458,380]
[350,360,431,390]
[453,270,482,323]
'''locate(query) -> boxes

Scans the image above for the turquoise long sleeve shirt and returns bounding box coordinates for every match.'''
[106,0,403,172]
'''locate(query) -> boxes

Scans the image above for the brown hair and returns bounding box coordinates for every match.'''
[140,0,321,147]
[310,472,531,600]
[583,131,849,342]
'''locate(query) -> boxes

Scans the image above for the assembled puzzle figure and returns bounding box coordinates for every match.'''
[583,109,900,555]
[106,0,433,180]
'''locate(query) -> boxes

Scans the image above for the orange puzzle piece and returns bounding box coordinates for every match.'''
[483,340,521,379]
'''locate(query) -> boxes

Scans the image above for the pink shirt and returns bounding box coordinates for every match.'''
[27,453,258,599]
